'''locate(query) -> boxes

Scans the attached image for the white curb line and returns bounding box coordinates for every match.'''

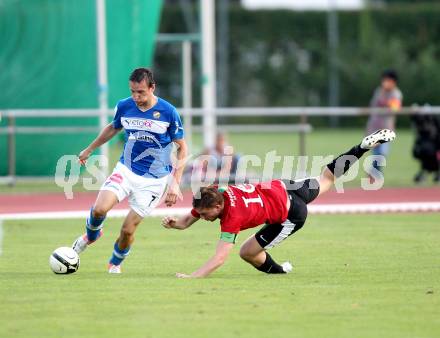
[0,220,2,256]
[1,202,440,220]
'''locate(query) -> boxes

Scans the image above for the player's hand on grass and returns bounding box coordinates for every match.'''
[176,272,192,278]
[165,183,182,207]
[78,148,92,166]
[162,216,177,229]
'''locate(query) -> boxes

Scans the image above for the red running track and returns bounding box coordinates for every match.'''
[1,187,439,215]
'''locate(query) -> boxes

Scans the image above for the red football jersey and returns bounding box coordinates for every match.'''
[192,180,288,234]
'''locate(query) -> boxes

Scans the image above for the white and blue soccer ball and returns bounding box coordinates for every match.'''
[49,247,80,274]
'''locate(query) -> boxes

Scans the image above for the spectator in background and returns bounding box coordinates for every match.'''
[411,112,440,183]
[183,132,240,186]
[203,132,239,182]
[366,69,403,176]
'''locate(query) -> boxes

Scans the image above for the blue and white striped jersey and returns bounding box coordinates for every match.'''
[112,96,184,178]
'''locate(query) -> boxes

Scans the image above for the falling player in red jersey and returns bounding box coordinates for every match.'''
[162,129,396,278]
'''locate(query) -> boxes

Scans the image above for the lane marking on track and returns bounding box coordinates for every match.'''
[0,220,3,256]
[1,202,440,220]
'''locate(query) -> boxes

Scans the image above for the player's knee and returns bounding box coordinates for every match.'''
[120,227,135,239]
[92,206,108,218]
[239,247,254,262]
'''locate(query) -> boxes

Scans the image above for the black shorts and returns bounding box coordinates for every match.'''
[255,178,320,249]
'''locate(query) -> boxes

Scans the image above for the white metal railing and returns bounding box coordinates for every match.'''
[1,106,439,184]
[2,105,440,117]
[178,105,440,116]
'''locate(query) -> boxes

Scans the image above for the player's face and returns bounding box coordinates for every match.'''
[196,205,222,222]
[129,80,155,106]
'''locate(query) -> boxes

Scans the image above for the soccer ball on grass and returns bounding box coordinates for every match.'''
[49,247,80,274]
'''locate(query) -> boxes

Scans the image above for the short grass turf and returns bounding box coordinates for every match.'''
[0,213,439,338]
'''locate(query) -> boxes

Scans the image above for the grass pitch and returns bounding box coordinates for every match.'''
[0,213,439,338]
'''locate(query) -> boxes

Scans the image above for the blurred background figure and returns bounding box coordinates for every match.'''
[183,132,241,186]
[203,132,240,182]
[411,110,440,183]
[366,69,403,175]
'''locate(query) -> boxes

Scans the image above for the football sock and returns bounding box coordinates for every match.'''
[326,144,369,178]
[256,252,285,274]
[86,208,105,242]
[109,242,130,266]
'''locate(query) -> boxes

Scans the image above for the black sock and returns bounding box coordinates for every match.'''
[255,252,285,274]
[326,144,369,178]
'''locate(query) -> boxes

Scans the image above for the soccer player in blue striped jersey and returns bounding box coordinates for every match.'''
[72,68,187,273]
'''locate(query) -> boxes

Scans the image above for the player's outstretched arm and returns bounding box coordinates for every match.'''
[78,123,121,165]
[162,212,199,230]
[165,139,188,207]
[176,240,234,278]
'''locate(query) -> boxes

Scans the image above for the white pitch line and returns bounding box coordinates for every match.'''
[0,207,191,221]
[0,220,3,256]
[308,202,440,214]
[1,202,440,221]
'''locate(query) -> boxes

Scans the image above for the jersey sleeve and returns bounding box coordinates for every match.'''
[168,108,184,140]
[220,216,241,235]
[112,102,123,129]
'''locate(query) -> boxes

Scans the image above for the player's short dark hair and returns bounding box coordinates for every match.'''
[381,69,398,83]
[129,68,155,87]
[192,186,224,209]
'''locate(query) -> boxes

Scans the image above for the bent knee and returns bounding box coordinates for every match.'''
[92,206,108,218]
[239,247,254,262]
[120,227,136,239]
